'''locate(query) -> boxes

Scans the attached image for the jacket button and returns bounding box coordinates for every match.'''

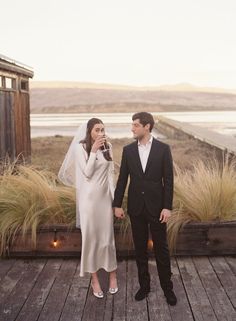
[141,191,144,194]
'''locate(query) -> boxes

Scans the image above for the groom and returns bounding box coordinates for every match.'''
[113,112,177,305]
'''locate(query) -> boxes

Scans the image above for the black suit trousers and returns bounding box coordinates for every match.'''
[130,206,173,292]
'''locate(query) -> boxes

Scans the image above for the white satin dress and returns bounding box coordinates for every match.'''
[76,143,117,277]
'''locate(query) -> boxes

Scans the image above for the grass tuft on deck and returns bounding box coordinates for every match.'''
[167,157,236,252]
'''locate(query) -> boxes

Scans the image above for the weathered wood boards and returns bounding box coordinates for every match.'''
[4,221,236,258]
[0,55,33,162]
[175,221,236,255]
[0,257,235,321]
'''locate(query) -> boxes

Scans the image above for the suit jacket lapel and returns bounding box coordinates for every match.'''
[132,142,144,175]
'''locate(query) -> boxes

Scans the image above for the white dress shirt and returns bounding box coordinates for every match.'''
[138,135,153,172]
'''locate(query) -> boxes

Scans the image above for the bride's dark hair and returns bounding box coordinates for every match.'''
[80,118,112,161]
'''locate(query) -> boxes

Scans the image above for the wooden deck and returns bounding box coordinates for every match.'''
[0,257,235,321]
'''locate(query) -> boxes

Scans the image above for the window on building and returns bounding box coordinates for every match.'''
[0,76,3,88]
[5,77,16,89]
[20,80,29,91]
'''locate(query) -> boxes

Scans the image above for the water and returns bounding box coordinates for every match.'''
[30,111,236,139]
[30,112,163,139]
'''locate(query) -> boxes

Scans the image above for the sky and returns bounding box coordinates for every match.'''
[1,0,236,88]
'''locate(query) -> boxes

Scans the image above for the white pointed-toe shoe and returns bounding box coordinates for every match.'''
[109,287,119,294]
[93,291,104,299]
[91,282,104,299]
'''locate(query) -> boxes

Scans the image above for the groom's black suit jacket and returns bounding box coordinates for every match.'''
[113,138,173,219]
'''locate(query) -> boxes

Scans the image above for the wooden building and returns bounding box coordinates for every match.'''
[0,54,34,162]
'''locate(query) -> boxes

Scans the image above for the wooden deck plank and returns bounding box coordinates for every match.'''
[177,257,217,321]
[103,287,114,321]
[103,264,120,321]
[0,259,46,321]
[59,261,90,321]
[0,259,29,306]
[193,257,236,321]
[113,259,127,321]
[0,259,16,281]
[37,259,78,321]
[126,259,148,321]
[225,256,236,275]
[209,257,236,309]
[168,258,194,321]
[15,259,63,321]
[0,256,235,321]
[148,259,172,321]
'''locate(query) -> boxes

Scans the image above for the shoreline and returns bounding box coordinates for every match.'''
[30,111,236,140]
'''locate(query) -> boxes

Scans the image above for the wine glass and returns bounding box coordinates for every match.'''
[98,133,110,153]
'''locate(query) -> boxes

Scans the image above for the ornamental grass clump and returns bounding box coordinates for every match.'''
[167,157,236,253]
[0,163,75,256]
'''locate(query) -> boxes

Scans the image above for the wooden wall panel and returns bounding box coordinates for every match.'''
[0,57,33,163]
[14,91,31,160]
[0,91,15,160]
[0,91,6,158]
[0,72,31,162]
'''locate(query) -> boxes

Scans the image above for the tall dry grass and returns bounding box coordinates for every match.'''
[0,162,75,256]
[1,154,236,256]
[167,157,236,253]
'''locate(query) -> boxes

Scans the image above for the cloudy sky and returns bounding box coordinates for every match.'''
[1,0,236,88]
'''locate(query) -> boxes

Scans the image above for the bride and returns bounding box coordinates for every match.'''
[58,118,118,299]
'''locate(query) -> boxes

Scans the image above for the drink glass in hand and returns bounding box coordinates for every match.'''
[98,133,110,153]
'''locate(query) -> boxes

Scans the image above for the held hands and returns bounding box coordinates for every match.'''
[159,209,171,223]
[91,135,106,153]
[114,207,170,222]
[114,207,125,219]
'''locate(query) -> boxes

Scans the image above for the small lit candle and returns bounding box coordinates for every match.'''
[148,239,153,250]
[53,228,58,248]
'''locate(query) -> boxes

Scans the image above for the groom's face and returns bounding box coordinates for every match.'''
[131,119,150,140]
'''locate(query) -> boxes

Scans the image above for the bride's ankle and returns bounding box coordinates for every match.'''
[92,277,100,283]
[109,270,117,278]
[91,281,102,292]
[91,275,102,289]
[109,273,117,281]
[109,275,117,288]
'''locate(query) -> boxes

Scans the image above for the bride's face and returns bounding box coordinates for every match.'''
[91,123,105,142]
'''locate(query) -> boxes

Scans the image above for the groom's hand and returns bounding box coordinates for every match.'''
[159,209,171,223]
[114,207,125,219]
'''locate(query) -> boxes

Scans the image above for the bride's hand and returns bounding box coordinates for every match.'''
[114,207,125,219]
[91,135,106,153]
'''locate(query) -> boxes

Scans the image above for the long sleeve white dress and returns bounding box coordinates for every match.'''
[76,143,117,277]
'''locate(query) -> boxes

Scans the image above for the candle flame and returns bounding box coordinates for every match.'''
[148,239,153,249]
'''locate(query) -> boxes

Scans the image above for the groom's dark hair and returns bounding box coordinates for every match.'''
[132,112,155,132]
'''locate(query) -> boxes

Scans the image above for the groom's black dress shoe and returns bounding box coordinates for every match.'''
[164,290,177,306]
[135,287,150,301]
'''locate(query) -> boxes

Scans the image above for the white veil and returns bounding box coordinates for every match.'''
[58,123,87,228]
[58,123,87,187]
[58,121,115,229]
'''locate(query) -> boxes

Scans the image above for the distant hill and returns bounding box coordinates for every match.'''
[30,81,236,93]
[29,81,236,113]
